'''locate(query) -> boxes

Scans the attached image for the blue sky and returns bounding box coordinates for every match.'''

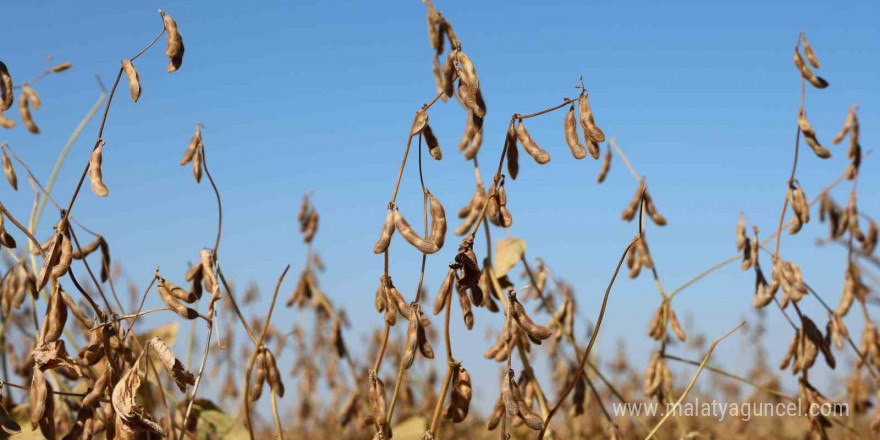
[1,0,878,415]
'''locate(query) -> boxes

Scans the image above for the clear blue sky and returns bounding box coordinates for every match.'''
[1,0,878,413]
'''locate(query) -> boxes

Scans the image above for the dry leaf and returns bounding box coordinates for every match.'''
[494,237,525,278]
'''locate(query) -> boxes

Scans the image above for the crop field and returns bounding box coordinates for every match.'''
[0,1,877,439]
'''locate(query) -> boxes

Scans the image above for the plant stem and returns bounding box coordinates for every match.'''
[642,322,744,440]
[243,264,290,440]
[428,285,454,436]
[538,235,639,440]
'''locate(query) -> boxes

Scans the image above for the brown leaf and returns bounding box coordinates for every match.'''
[148,337,195,392]
[493,237,525,278]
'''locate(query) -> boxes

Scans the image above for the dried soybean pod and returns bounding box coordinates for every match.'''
[82,364,111,408]
[643,190,667,226]
[158,278,197,303]
[502,370,517,417]
[372,209,395,254]
[0,111,14,129]
[486,395,504,430]
[793,47,828,89]
[159,9,184,72]
[368,371,387,430]
[454,188,483,236]
[433,267,455,315]
[2,148,16,190]
[510,296,552,341]
[185,260,202,282]
[458,111,475,152]
[192,143,203,183]
[18,86,39,134]
[37,232,63,290]
[249,350,267,401]
[798,109,830,159]
[442,51,457,98]
[431,54,445,99]
[263,349,285,397]
[180,124,202,166]
[427,192,447,250]
[462,116,483,159]
[30,369,48,427]
[456,50,480,94]
[443,19,459,47]
[426,4,442,53]
[36,382,55,440]
[496,183,512,228]
[456,285,474,329]
[374,276,386,312]
[423,124,442,160]
[51,232,73,279]
[157,278,199,320]
[70,236,101,259]
[303,209,319,243]
[401,310,419,369]
[387,280,412,319]
[647,306,663,339]
[578,91,605,143]
[381,277,398,325]
[564,105,587,159]
[803,131,830,159]
[443,364,472,422]
[597,145,611,183]
[668,307,686,341]
[506,121,520,179]
[788,182,810,234]
[801,33,821,68]
[516,121,550,164]
[51,62,72,73]
[393,208,440,254]
[833,108,855,145]
[21,86,40,110]
[510,370,543,430]
[41,282,68,343]
[0,61,12,111]
[864,219,878,254]
[457,198,471,219]
[416,312,434,358]
[620,184,642,221]
[586,139,600,160]
[411,110,429,135]
[60,289,94,328]
[98,238,111,283]
[89,139,109,197]
[121,59,141,102]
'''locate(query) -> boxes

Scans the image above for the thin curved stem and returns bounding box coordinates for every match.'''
[642,322,744,440]
[538,235,639,440]
[243,264,290,440]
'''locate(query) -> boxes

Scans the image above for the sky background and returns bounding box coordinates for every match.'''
[1,0,879,420]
